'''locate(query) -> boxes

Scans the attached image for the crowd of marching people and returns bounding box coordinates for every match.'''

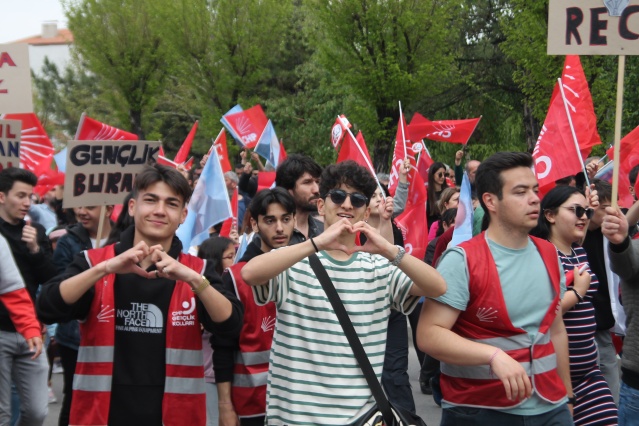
[2,144,639,426]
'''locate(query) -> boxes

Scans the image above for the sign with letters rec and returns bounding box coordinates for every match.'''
[63,140,161,209]
[0,119,21,171]
[0,44,33,113]
[548,0,639,55]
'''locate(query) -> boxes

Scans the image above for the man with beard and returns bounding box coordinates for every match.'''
[215,188,296,425]
[275,154,323,243]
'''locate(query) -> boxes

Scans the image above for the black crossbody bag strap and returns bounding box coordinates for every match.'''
[308,254,395,425]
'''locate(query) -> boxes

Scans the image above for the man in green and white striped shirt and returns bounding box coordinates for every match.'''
[242,161,446,425]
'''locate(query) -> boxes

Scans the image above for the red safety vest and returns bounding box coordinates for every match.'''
[440,233,566,408]
[70,245,207,426]
[227,262,275,418]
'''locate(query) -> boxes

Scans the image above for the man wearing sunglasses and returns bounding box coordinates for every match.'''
[241,160,446,425]
[418,152,574,425]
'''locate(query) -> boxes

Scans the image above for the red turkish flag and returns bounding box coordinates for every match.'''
[388,114,415,196]
[561,56,601,159]
[223,105,268,149]
[407,113,480,144]
[330,115,351,151]
[533,83,583,192]
[213,129,231,173]
[75,113,138,141]
[257,171,277,192]
[3,113,55,177]
[174,121,198,164]
[337,131,374,174]
[395,170,428,260]
[606,125,639,208]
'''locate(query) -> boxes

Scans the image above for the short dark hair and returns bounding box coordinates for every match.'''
[197,236,234,275]
[0,168,37,193]
[319,161,377,203]
[275,154,322,191]
[132,164,192,205]
[437,208,458,237]
[530,185,583,240]
[248,187,296,220]
[475,152,534,228]
[630,164,639,187]
[592,178,612,203]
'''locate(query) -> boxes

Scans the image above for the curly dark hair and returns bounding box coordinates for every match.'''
[319,161,377,202]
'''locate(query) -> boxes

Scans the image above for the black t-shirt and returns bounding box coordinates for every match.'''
[582,227,616,330]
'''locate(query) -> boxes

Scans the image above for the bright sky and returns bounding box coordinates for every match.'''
[0,0,66,44]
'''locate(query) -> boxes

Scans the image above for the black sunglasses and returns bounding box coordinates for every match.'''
[325,189,368,208]
[561,206,594,219]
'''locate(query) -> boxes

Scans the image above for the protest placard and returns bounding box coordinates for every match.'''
[0,119,21,170]
[548,0,639,55]
[0,44,33,113]
[62,140,162,209]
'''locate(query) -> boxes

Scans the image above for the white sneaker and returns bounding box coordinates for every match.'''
[52,362,63,374]
[48,387,57,404]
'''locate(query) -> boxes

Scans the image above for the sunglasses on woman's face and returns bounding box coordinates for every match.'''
[561,205,594,219]
[325,189,368,208]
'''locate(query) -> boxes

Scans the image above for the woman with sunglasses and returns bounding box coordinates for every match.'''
[531,185,618,425]
[427,162,449,228]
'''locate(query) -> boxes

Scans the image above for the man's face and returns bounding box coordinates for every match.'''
[224,176,237,191]
[484,166,540,234]
[589,198,611,230]
[467,160,480,184]
[74,206,109,236]
[289,172,320,212]
[0,182,33,225]
[317,183,370,228]
[128,182,187,244]
[252,203,295,251]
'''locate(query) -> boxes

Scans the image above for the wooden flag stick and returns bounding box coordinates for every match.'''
[96,205,106,249]
[611,55,626,210]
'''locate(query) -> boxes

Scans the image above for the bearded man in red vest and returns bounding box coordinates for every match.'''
[37,164,243,426]
[418,152,575,425]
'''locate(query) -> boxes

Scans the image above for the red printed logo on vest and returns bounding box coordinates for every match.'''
[172,297,196,327]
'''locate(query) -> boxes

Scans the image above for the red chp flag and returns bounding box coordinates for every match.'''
[337,130,373,172]
[533,83,583,192]
[416,143,434,184]
[75,113,138,141]
[220,188,238,238]
[223,105,268,149]
[2,113,54,177]
[395,169,428,260]
[606,125,639,208]
[174,121,198,164]
[407,113,480,144]
[389,113,416,196]
[331,115,351,151]
[279,140,287,165]
[561,56,601,159]
[213,129,232,173]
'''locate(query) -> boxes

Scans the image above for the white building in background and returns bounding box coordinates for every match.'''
[11,22,73,75]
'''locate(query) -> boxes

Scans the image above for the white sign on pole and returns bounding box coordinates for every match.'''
[0,119,21,170]
[0,44,33,113]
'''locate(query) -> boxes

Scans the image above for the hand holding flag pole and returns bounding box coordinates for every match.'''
[557,78,591,188]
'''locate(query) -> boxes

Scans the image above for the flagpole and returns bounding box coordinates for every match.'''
[611,55,626,210]
[557,78,590,188]
[74,112,86,141]
[399,101,408,159]
[338,116,385,196]
[96,206,106,249]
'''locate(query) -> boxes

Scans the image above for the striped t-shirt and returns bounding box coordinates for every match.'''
[253,251,418,425]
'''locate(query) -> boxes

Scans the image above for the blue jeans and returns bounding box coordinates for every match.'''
[620,381,639,425]
[440,404,573,426]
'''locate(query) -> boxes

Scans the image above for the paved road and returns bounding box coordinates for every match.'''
[44,335,443,425]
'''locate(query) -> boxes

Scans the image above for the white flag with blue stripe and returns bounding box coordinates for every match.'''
[176,147,232,252]
[254,120,281,169]
[451,172,474,247]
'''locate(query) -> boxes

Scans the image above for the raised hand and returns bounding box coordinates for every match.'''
[22,220,39,254]
[312,218,355,254]
[104,241,152,277]
[149,245,200,283]
[378,196,394,221]
[351,221,395,258]
[602,206,629,244]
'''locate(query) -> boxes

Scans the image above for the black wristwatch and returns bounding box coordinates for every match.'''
[567,395,577,405]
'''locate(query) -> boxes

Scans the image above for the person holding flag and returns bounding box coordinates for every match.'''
[37,164,243,426]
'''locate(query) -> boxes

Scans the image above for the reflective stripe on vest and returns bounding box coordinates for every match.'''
[235,350,270,366]
[77,346,115,363]
[73,374,112,392]
[441,353,557,380]
[233,371,268,388]
[166,348,203,367]
[165,377,205,394]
